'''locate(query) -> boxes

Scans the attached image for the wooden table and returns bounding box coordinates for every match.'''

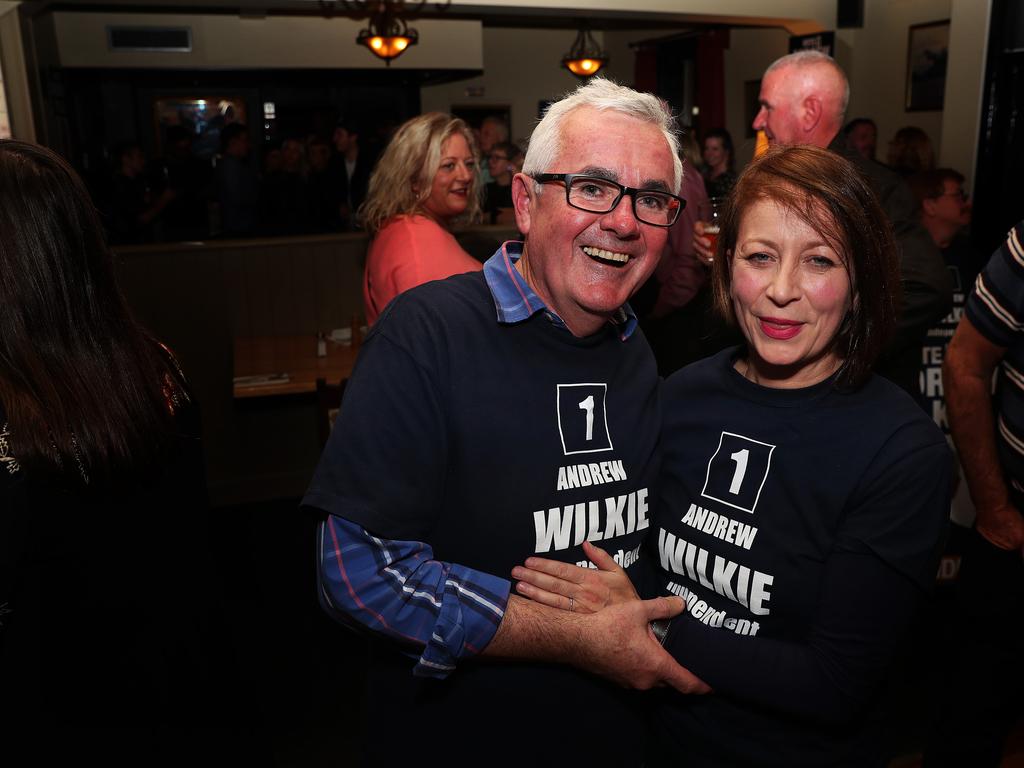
[233,335,360,398]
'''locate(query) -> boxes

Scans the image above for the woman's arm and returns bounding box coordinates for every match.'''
[664,549,919,724]
[665,436,950,725]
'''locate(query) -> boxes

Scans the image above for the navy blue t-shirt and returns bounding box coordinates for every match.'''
[305,270,661,765]
[650,349,950,767]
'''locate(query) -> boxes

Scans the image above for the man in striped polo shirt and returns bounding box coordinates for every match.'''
[925,220,1024,766]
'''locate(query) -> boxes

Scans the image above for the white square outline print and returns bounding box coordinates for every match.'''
[700,431,775,514]
[556,383,614,456]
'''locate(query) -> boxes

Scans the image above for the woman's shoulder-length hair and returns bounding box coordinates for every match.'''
[359,112,481,235]
[711,144,901,390]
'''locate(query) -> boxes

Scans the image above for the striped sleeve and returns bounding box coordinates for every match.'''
[317,514,509,679]
[966,222,1024,347]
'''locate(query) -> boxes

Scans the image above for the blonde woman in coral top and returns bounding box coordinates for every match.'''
[360,113,483,325]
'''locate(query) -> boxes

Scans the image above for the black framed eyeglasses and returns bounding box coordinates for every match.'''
[532,173,685,227]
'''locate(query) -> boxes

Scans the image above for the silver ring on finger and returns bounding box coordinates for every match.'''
[569,596,574,613]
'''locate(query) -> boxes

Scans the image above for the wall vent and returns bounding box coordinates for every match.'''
[106,27,192,53]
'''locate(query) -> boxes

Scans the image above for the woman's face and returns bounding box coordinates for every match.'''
[703,137,727,171]
[730,197,853,388]
[422,133,475,223]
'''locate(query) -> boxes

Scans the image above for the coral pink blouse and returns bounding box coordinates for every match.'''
[363,215,483,326]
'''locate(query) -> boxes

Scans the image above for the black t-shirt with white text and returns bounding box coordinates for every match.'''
[305,271,661,765]
[650,349,949,767]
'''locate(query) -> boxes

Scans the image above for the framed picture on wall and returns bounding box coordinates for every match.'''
[906,20,950,111]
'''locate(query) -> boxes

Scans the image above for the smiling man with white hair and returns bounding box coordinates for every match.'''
[303,78,702,765]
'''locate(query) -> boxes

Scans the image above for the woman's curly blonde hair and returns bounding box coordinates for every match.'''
[359,112,482,234]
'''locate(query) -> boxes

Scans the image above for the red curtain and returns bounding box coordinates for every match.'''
[695,29,729,135]
[633,45,658,94]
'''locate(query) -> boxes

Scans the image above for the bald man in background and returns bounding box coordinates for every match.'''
[698,51,952,397]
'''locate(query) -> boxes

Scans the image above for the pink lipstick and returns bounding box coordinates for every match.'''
[759,317,803,340]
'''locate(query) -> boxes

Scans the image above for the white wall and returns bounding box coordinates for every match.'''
[421,27,599,142]
[836,0,951,167]
[940,0,990,188]
[723,27,791,167]
[52,12,483,71]
[420,27,688,144]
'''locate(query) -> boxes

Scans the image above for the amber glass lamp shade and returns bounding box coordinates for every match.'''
[561,28,608,79]
[358,30,416,61]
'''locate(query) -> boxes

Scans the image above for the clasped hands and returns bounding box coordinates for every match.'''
[511,540,710,695]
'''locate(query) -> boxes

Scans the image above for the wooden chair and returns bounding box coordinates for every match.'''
[315,377,348,448]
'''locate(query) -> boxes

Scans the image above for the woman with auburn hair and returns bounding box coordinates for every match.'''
[360,112,483,325]
[514,145,950,766]
[0,140,237,730]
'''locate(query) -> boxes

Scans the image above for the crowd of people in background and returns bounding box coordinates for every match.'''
[99,110,527,246]
[96,99,953,277]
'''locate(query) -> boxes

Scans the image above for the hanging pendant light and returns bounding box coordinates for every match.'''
[562,27,609,78]
[319,0,449,65]
[356,12,418,63]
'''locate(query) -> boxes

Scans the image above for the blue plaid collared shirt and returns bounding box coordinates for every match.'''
[317,242,638,679]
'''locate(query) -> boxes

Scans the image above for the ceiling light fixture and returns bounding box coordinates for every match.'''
[562,27,608,78]
[320,0,450,65]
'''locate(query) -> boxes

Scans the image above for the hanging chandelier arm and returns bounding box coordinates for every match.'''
[324,0,449,22]
[323,0,372,21]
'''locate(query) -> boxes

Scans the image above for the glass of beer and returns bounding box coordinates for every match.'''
[701,198,724,260]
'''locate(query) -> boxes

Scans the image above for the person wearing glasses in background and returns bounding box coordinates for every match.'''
[908,168,981,437]
[303,78,703,767]
[360,112,484,326]
[483,140,524,225]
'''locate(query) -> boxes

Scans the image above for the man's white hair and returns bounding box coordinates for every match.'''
[765,50,850,122]
[522,78,682,193]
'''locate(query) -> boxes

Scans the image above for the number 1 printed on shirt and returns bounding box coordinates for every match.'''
[729,448,749,494]
[556,383,612,455]
[578,395,595,441]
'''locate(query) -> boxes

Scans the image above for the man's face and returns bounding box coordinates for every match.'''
[333,128,353,153]
[512,107,673,336]
[847,123,877,160]
[929,179,972,230]
[480,121,503,153]
[752,68,806,146]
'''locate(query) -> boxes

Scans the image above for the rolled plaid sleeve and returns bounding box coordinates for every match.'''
[317,514,510,678]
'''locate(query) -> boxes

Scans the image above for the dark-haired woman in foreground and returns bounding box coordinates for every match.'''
[0,140,237,732]
[515,145,950,767]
